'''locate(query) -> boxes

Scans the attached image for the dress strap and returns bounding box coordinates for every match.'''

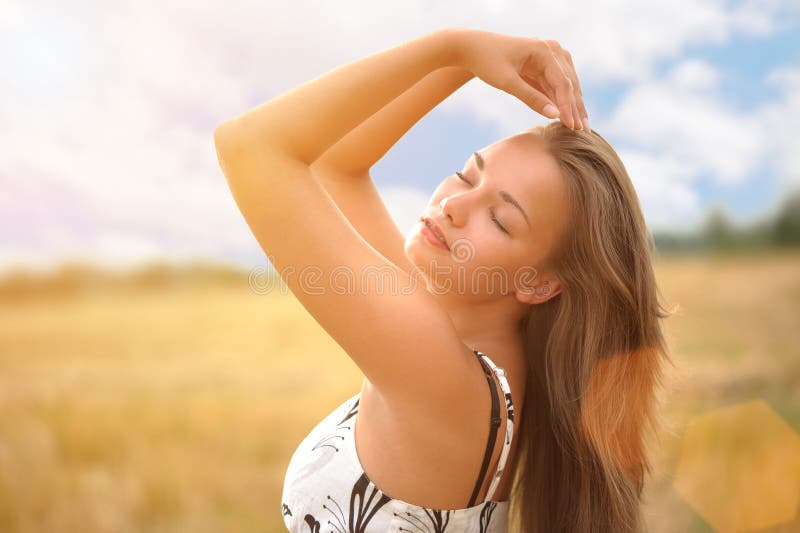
[467,348,515,505]
[475,350,515,502]
[466,351,501,507]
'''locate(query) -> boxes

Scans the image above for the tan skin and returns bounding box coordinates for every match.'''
[214,29,584,509]
[358,130,569,507]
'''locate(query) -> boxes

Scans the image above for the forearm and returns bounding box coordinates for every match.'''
[217,29,463,165]
[310,66,475,176]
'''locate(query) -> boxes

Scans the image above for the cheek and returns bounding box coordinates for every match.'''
[447,223,507,262]
[458,244,516,278]
[448,255,520,296]
[473,231,509,263]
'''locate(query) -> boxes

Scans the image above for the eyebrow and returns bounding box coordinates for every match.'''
[472,151,531,229]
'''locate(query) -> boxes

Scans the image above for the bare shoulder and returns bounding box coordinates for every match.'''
[354,342,525,507]
[213,135,476,405]
[370,341,486,423]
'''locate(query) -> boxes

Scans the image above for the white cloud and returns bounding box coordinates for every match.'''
[666,59,721,91]
[760,66,800,190]
[595,57,799,228]
[439,79,544,137]
[0,0,793,272]
[617,150,702,230]
[375,184,431,237]
[439,0,786,123]
[604,59,768,186]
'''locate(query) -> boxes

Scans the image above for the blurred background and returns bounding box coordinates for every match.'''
[1,1,799,532]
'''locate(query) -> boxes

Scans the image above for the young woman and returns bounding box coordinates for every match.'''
[213,28,672,533]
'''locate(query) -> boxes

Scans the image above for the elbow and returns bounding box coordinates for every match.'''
[213,121,246,182]
[213,120,283,161]
[213,120,239,153]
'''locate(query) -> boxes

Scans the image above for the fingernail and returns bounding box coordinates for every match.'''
[582,116,591,131]
[543,104,559,118]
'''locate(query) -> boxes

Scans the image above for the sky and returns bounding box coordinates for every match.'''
[2,0,799,274]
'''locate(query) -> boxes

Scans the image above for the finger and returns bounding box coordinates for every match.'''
[544,40,575,129]
[519,70,557,112]
[517,57,561,119]
[561,59,581,130]
[553,51,580,130]
[543,57,575,129]
[562,60,583,130]
[519,53,560,113]
[562,50,589,130]
[506,75,560,119]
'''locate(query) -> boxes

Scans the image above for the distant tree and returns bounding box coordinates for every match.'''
[652,191,800,254]
[704,205,737,250]
[772,189,800,246]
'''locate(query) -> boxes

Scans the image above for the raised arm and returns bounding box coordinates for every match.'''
[215,29,460,163]
[212,29,479,408]
[307,66,475,273]
[210,29,586,408]
[310,65,475,176]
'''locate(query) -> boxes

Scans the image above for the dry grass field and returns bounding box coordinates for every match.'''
[0,250,798,532]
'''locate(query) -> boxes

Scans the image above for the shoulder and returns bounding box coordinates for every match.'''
[371,340,489,433]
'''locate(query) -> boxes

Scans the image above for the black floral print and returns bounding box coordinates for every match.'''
[281,349,514,532]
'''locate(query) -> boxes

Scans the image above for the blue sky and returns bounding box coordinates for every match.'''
[655,17,800,221]
[1,0,798,273]
[372,9,800,235]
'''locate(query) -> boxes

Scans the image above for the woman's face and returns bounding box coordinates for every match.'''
[404,130,570,298]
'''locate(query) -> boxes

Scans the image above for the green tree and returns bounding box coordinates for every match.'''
[772,189,800,246]
[704,205,737,250]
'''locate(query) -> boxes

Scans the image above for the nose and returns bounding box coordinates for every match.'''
[439,195,463,227]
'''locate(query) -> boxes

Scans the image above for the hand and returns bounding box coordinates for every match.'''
[449,29,589,131]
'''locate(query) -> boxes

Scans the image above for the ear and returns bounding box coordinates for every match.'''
[515,278,562,305]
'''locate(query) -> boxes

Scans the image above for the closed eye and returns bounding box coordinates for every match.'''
[454,171,510,235]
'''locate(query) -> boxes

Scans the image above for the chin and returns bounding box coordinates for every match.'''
[406,242,447,271]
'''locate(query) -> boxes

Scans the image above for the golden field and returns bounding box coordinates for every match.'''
[0,250,798,533]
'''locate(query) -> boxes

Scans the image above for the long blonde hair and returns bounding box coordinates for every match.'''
[508,122,675,532]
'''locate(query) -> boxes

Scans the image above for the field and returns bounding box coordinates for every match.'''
[0,250,798,532]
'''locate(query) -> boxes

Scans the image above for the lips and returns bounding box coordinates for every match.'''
[421,216,449,250]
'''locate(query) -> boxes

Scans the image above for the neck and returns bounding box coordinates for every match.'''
[434,289,528,368]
